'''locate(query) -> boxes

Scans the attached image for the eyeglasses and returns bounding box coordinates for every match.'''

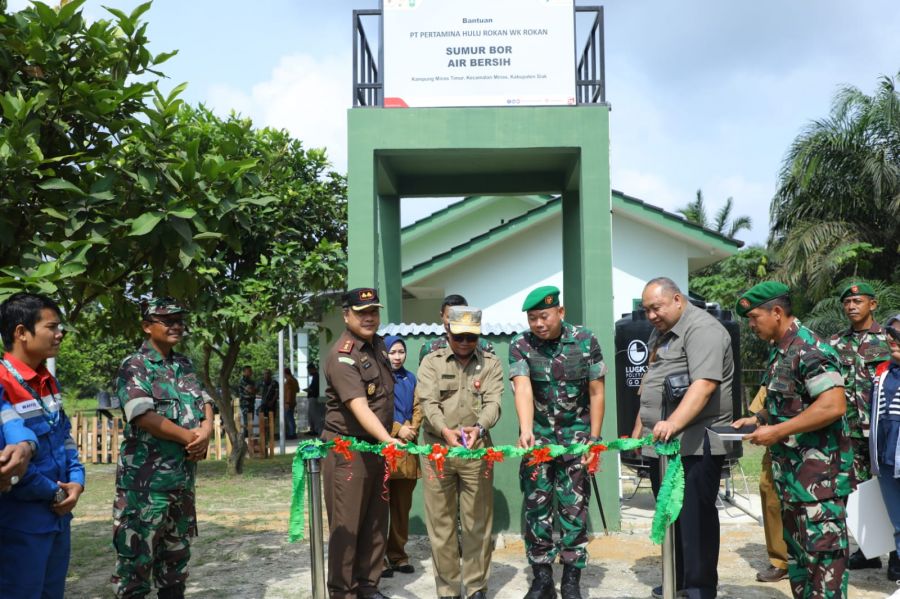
[450,333,479,343]
[148,317,187,329]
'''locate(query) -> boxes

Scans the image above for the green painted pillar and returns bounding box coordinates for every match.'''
[377,194,402,323]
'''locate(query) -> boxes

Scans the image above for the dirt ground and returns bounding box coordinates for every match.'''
[63,460,899,598]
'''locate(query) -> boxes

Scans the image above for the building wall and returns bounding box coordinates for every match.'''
[402,196,543,272]
[610,214,690,319]
[408,209,693,325]
[414,212,563,326]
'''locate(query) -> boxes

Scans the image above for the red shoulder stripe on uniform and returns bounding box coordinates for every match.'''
[338,339,354,354]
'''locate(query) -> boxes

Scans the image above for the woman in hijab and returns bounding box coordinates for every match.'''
[382,335,421,577]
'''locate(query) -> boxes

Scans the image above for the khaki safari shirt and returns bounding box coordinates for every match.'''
[638,302,734,457]
[322,330,394,442]
[418,347,503,447]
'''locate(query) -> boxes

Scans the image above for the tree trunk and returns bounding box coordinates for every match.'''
[200,341,247,475]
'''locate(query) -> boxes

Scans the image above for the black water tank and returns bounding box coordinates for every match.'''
[614,303,744,460]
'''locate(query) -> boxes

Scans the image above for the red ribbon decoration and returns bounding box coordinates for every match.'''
[527,446,553,480]
[586,443,608,474]
[483,447,504,477]
[333,437,353,461]
[428,443,449,476]
[381,444,403,474]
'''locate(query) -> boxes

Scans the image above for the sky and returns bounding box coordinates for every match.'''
[9,0,900,246]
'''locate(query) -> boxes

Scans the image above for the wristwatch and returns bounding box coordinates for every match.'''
[589,435,603,443]
[53,487,67,504]
[476,423,486,439]
[24,440,37,456]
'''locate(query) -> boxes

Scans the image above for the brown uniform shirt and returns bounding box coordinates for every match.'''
[323,329,394,442]
[417,346,503,446]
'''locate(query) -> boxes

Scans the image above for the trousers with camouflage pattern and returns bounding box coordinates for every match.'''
[520,455,590,568]
[112,488,197,599]
[782,498,849,599]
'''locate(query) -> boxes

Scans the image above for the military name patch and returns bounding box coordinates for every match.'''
[338,357,355,366]
[441,374,456,379]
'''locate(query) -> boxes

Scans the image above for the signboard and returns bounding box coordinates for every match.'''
[383,0,576,108]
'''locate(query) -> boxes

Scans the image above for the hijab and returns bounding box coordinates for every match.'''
[385,335,416,424]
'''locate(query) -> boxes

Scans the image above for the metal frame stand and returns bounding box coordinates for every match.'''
[659,454,677,599]
[307,457,327,599]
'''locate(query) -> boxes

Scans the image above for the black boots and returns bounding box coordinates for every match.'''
[889,550,900,582]
[560,564,583,599]
[524,564,557,599]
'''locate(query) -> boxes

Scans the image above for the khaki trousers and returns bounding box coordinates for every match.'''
[760,448,788,569]
[323,451,388,599]
[387,478,417,566]
[423,456,494,597]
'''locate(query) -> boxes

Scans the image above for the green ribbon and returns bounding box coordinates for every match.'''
[288,435,683,544]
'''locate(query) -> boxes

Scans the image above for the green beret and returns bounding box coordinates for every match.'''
[735,282,790,317]
[840,282,875,301]
[522,285,560,312]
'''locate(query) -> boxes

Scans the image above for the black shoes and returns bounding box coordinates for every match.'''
[395,563,415,574]
[524,564,557,599]
[467,590,487,599]
[560,564,582,599]
[755,565,788,582]
[889,551,900,582]
[650,586,686,599]
[848,548,882,570]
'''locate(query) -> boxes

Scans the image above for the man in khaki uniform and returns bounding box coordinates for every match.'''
[748,385,789,582]
[322,287,398,599]
[418,307,503,599]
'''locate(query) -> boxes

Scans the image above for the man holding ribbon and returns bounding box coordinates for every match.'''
[322,287,398,599]
[0,292,85,598]
[511,285,606,599]
[418,306,503,599]
[633,277,734,599]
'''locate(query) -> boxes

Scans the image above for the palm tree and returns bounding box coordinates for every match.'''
[770,71,900,301]
[677,189,752,238]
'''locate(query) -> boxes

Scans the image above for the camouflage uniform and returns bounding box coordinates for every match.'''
[418,334,494,364]
[763,320,852,599]
[828,322,890,486]
[509,321,607,568]
[113,328,213,598]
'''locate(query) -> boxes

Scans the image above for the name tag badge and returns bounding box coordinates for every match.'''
[14,399,41,414]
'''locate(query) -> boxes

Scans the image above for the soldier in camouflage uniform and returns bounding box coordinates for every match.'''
[827,282,892,570]
[418,294,494,364]
[736,282,851,599]
[510,286,606,599]
[112,298,214,599]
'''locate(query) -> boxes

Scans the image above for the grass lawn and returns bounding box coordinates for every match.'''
[66,454,299,597]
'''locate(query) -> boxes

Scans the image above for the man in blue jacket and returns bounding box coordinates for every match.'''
[0,390,38,492]
[0,292,85,599]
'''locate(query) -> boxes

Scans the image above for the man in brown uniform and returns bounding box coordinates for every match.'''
[323,287,398,599]
[418,307,503,599]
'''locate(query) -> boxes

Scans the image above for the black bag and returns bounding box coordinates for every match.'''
[664,372,691,403]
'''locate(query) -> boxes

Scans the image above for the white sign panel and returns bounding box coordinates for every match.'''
[383,0,576,108]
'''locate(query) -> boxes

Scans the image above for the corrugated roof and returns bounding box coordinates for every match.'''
[379,322,526,336]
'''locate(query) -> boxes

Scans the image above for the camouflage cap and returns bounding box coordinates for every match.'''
[522,285,560,312]
[735,281,790,317]
[840,282,876,301]
[141,297,189,319]
[447,306,482,335]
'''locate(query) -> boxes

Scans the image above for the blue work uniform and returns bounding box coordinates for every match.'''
[0,354,85,599]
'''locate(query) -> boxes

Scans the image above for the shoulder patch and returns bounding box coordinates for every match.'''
[338,356,355,366]
[338,339,354,354]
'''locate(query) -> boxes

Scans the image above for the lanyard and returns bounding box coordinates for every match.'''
[0,358,61,426]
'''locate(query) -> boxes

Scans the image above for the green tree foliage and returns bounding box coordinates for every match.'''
[1,2,347,474]
[677,189,752,239]
[155,106,347,474]
[770,71,900,301]
[689,247,775,374]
